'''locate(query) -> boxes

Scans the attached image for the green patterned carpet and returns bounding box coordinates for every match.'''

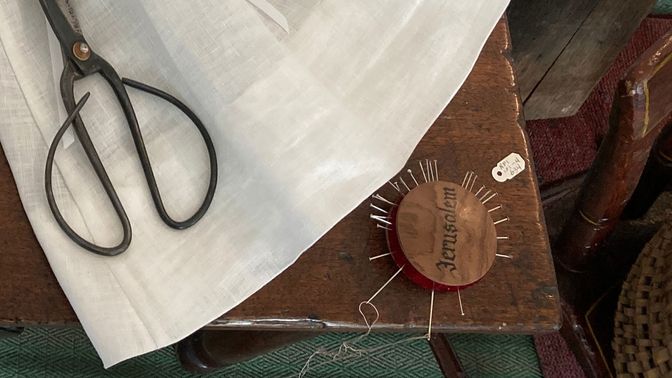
[654,0,672,14]
[0,328,541,377]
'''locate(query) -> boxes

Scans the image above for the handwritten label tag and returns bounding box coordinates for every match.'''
[492,152,525,182]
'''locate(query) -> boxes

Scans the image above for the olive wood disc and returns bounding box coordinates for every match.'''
[393,181,496,289]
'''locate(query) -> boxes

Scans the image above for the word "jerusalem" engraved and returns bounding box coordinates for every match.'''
[436,187,458,272]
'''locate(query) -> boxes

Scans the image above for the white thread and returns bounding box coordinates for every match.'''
[494,217,509,225]
[407,169,419,187]
[419,161,428,183]
[469,175,477,191]
[296,299,427,377]
[399,177,411,192]
[376,224,391,231]
[370,203,388,214]
[369,252,391,261]
[496,253,513,259]
[368,265,405,303]
[488,205,502,213]
[372,194,396,206]
[297,302,379,378]
[457,288,465,316]
[482,192,498,204]
[496,236,510,240]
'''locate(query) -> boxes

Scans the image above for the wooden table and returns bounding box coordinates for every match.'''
[0,18,560,375]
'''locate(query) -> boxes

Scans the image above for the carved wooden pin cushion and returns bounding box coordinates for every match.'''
[389,180,497,291]
[369,161,512,313]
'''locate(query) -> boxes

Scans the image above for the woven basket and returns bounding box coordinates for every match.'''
[613,222,672,378]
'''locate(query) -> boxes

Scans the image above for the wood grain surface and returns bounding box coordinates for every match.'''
[508,0,600,101]
[395,181,496,288]
[0,19,560,334]
[510,0,654,120]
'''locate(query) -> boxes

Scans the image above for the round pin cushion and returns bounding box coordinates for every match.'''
[385,181,496,291]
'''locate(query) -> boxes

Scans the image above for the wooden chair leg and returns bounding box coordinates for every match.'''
[623,126,672,219]
[429,334,467,378]
[554,31,672,271]
[177,329,317,373]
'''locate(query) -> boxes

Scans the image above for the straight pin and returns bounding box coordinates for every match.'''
[368,265,405,303]
[469,175,477,192]
[389,181,402,194]
[463,171,473,189]
[434,160,439,180]
[426,159,434,182]
[427,288,435,340]
[496,253,513,259]
[370,214,392,225]
[497,236,510,240]
[370,203,388,214]
[479,190,492,201]
[488,205,502,213]
[494,217,509,225]
[419,161,428,183]
[457,288,465,316]
[376,224,391,230]
[407,169,419,187]
[369,252,392,261]
[474,185,485,197]
[482,192,498,204]
[461,171,470,188]
[372,194,396,206]
[399,176,411,192]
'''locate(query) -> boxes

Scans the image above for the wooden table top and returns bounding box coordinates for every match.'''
[0,18,560,334]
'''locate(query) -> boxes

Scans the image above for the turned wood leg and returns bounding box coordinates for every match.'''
[177,329,317,373]
[429,334,466,378]
[623,126,672,219]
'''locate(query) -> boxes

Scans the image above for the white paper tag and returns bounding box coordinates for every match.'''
[492,152,525,182]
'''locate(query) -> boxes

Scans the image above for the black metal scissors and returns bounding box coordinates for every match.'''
[40,0,218,256]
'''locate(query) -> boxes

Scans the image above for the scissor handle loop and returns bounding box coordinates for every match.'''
[119,76,219,229]
[45,93,132,256]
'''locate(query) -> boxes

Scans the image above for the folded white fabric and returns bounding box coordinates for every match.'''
[0,0,508,367]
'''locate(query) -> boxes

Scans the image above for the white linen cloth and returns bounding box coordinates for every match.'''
[0,0,508,367]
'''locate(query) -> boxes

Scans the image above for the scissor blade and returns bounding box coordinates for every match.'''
[39,0,85,52]
[55,0,82,34]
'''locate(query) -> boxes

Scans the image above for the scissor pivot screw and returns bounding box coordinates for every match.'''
[72,41,90,61]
